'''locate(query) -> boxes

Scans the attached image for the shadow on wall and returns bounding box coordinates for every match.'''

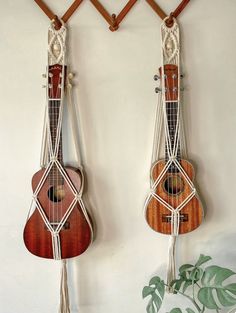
[199,231,236,270]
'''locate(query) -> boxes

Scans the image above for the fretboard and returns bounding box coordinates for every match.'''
[48,99,63,185]
[165,101,181,172]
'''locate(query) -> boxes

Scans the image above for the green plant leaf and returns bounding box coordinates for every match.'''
[195,254,212,267]
[169,308,182,313]
[186,308,195,313]
[149,277,165,299]
[149,277,161,286]
[214,268,235,285]
[226,284,236,295]
[198,287,219,309]
[179,264,194,274]
[173,279,184,292]
[152,293,162,309]
[198,265,236,309]
[147,300,155,313]
[216,289,236,307]
[143,286,155,298]
[182,280,192,293]
[143,277,165,313]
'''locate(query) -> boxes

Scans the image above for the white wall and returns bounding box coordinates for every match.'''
[0,1,236,312]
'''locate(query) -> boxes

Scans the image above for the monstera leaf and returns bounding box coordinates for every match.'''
[169,308,195,313]
[142,276,165,313]
[198,265,236,309]
[171,255,212,293]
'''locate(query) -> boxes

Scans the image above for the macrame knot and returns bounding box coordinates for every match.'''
[75,194,81,201]
[150,188,157,196]
[50,156,58,162]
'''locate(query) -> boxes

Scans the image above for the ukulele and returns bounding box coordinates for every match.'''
[23,64,93,259]
[145,64,203,235]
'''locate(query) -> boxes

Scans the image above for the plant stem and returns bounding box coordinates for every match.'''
[200,306,205,313]
[165,284,202,313]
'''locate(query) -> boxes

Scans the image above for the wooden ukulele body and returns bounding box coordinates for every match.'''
[145,159,203,235]
[23,167,92,259]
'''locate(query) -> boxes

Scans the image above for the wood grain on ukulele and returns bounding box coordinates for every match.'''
[145,64,203,235]
[23,64,92,259]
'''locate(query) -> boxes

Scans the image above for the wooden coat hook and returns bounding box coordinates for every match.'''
[90,0,138,32]
[146,0,190,27]
[34,0,191,31]
[34,0,83,29]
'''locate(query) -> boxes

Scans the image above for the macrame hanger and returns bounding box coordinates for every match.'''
[32,4,93,312]
[145,0,192,294]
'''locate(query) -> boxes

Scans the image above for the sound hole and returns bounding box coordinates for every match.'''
[163,175,184,195]
[48,185,65,202]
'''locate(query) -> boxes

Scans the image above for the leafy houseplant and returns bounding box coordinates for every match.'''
[142,255,236,313]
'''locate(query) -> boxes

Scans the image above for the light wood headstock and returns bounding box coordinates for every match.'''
[159,64,178,101]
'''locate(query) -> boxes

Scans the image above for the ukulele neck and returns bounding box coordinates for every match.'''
[48,99,63,164]
[159,64,181,169]
[165,101,181,170]
[47,64,66,186]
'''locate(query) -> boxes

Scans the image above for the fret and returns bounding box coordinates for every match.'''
[165,101,181,171]
[48,99,63,186]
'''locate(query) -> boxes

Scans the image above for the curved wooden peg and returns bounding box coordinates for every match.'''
[52,15,62,30]
[34,0,84,29]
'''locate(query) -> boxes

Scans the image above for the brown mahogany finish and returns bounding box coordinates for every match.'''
[145,64,203,235]
[24,167,92,259]
[146,159,203,234]
[23,65,92,259]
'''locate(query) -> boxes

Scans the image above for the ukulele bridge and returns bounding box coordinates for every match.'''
[162,214,188,223]
[45,221,70,231]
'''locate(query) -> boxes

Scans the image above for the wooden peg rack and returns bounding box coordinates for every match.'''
[34,0,190,31]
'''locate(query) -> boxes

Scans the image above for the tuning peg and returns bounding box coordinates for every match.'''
[154,75,160,81]
[155,87,162,93]
[42,73,47,78]
[67,83,72,89]
[68,73,74,80]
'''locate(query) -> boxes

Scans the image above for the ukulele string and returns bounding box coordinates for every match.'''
[177,67,182,223]
[172,74,179,216]
[52,73,56,226]
[56,70,61,225]
[165,69,173,214]
[59,67,65,224]
[49,70,53,226]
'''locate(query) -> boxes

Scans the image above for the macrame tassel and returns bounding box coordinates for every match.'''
[59,260,70,313]
[166,235,177,293]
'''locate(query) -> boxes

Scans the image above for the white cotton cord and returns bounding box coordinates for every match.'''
[52,233,62,260]
[179,102,187,158]
[66,83,82,166]
[27,20,93,260]
[40,103,49,168]
[144,17,182,293]
[166,235,177,293]
[151,94,163,165]
[59,260,70,313]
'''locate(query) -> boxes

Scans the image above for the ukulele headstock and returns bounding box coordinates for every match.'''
[155,64,179,101]
[47,64,67,99]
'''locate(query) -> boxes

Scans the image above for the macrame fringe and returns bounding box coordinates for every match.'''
[59,260,70,313]
[166,235,177,293]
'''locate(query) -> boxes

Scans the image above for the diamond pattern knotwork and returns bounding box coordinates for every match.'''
[151,159,196,211]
